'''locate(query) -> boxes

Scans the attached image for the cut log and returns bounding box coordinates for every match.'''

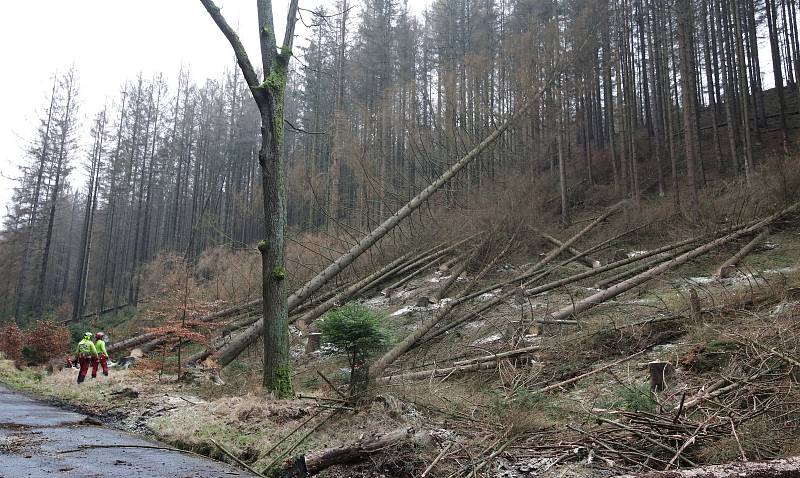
[211,76,559,368]
[715,228,770,278]
[611,456,800,478]
[536,201,800,326]
[539,232,599,268]
[285,427,431,477]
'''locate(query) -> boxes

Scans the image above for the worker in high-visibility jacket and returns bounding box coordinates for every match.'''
[92,332,109,378]
[75,332,98,384]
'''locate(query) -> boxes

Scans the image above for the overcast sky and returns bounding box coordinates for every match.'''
[0,0,430,216]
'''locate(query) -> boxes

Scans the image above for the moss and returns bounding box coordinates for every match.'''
[264,58,289,143]
[280,45,293,57]
[272,265,287,281]
[257,240,269,253]
[270,362,293,399]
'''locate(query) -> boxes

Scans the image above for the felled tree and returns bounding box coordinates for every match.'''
[319,303,388,397]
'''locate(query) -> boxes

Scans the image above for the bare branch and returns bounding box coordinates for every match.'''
[284,118,325,135]
[282,0,301,53]
[198,0,259,89]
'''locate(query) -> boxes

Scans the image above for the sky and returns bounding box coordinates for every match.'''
[0,0,429,216]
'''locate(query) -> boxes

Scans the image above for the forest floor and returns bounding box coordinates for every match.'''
[2,198,800,477]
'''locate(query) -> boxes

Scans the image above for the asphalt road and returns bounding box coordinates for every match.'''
[0,384,257,478]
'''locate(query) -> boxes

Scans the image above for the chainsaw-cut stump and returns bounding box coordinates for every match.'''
[305,332,322,354]
[648,361,674,392]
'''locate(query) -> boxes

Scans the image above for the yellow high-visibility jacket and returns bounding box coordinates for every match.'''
[76,338,98,358]
[95,339,107,357]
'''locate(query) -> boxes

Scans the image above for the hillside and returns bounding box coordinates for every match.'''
[2,156,800,477]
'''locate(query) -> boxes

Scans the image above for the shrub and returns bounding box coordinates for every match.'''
[319,303,388,396]
[24,320,71,365]
[0,323,24,363]
[612,384,657,412]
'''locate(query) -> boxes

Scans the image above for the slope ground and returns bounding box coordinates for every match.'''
[2,160,800,477]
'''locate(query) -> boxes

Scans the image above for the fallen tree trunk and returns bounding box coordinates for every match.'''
[452,345,541,367]
[181,247,445,363]
[593,244,698,289]
[212,75,559,368]
[369,232,516,378]
[68,303,132,323]
[376,360,501,384]
[539,232,599,268]
[426,217,779,344]
[433,257,470,301]
[454,202,625,305]
[715,228,770,278]
[611,456,800,478]
[538,201,800,325]
[424,235,707,343]
[294,251,416,326]
[285,427,431,477]
[383,236,477,294]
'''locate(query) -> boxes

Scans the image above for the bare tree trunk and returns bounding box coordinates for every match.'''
[676,0,701,220]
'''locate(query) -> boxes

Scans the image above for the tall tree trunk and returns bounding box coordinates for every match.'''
[676,0,701,220]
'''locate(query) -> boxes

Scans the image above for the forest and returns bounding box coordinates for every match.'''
[1,0,800,476]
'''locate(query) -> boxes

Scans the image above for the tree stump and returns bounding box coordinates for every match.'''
[718,264,737,279]
[305,333,322,354]
[689,288,702,322]
[648,361,674,392]
[613,249,629,262]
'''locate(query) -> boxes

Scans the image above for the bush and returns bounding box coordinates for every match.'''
[24,320,71,365]
[0,323,24,363]
[319,303,388,396]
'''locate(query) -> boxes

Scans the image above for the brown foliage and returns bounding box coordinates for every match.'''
[0,323,24,363]
[26,320,71,364]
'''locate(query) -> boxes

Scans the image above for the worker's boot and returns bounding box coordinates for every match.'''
[77,375,85,384]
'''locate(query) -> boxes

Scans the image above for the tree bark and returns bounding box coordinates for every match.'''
[286,427,430,477]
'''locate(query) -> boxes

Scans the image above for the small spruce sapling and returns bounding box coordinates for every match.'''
[319,303,388,397]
